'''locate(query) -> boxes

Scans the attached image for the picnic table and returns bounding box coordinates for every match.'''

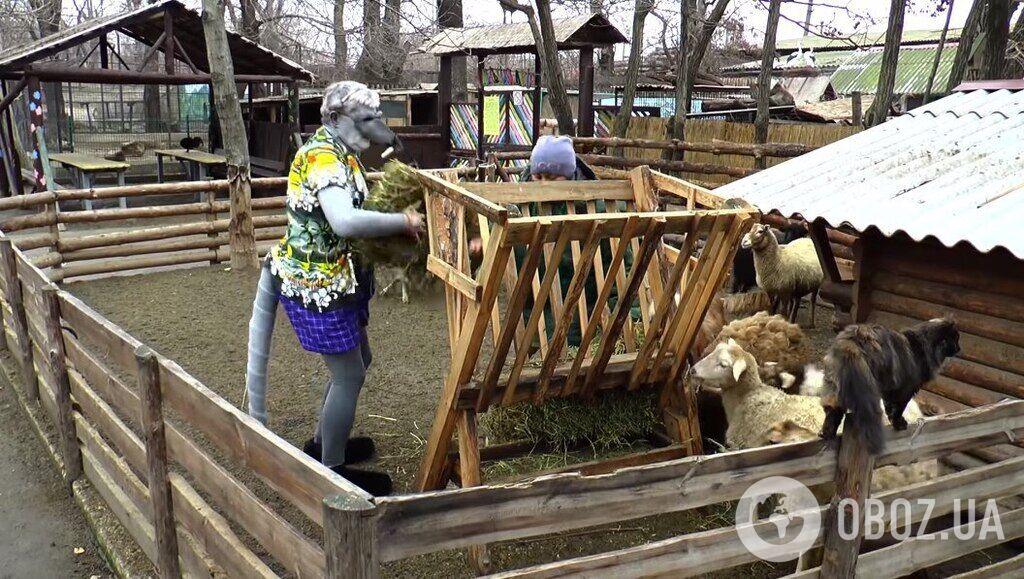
[154,149,226,183]
[48,153,129,210]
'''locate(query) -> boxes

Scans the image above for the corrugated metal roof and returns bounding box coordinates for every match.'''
[0,0,312,80]
[715,89,1024,259]
[419,14,625,56]
[723,50,858,73]
[830,45,956,96]
[777,28,963,52]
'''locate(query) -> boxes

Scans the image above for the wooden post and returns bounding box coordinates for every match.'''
[288,81,301,142]
[323,493,379,579]
[819,417,876,577]
[532,56,542,141]
[163,10,175,75]
[578,47,595,138]
[201,0,258,271]
[851,91,863,126]
[457,410,492,574]
[438,55,453,158]
[136,346,181,579]
[26,76,47,192]
[42,288,82,488]
[99,35,109,69]
[0,240,37,399]
[476,57,485,164]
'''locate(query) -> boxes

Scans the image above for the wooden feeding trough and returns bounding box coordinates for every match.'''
[414,166,759,491]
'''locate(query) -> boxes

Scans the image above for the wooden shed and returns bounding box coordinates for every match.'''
[715,83,1024,466]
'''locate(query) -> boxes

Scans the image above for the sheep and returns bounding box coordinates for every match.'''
[741,223,824,327]
[703,312,815,392]
[731,223,807,294]
[692,340,938,492]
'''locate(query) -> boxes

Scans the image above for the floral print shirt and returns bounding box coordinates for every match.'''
[269,127,368,312]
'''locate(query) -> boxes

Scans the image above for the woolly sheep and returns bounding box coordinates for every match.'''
[731,223,806,294]
[692,340,938,492]
[741,224,824,327]
[703,312,815,392]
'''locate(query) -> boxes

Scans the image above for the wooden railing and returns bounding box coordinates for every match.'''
[323,399,1024,577]
[0,235,372,577]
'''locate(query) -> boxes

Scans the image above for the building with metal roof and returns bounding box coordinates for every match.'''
[830,45,955,96]
[776,28,963,53]
[717,87,1024,420]
[418,14,626,56]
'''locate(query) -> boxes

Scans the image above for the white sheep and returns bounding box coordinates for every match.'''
[692,340,938,492]
[741,224,824,327]
[704,311,815,392]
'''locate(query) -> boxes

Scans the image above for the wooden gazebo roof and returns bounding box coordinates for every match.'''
[0,0,312,81]
[419,14,626,57]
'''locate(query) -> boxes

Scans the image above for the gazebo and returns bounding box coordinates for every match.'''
[418,14,626,163]
[0,0,312,195]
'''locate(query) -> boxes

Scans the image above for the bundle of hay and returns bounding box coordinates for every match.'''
[352,160,429,281]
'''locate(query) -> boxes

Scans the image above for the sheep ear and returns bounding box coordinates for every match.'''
[727,338,738,347]
[732,356,748,382]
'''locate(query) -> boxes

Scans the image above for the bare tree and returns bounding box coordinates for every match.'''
[865,0,906,127]
[923,0,954,104]
[980,0,1011,79]
[671,0,691,153]
[334,0,347,74]
[682,0,731,115]
[754,0,781,166]
[612,0,655,139]
[948,0,984,90]
[27,0,61,38]
[498,0,576,135]
[357,0,383,83]
[202,0,258,270]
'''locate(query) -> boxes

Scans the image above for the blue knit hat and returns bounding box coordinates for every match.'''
[530,135,576,178]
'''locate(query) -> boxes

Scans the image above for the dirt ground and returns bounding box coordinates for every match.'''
[0,373,110,578]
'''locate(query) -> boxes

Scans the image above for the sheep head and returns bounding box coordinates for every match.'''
[740,223,773,251]
[692,338,756,390]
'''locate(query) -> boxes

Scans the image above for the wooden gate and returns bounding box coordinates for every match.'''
[414,167,757,492]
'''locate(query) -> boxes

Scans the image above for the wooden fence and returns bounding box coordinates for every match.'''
[1,172,1022,578]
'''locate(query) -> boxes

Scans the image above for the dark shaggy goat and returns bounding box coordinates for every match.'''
[730,222,806,294]
[819,318,961,455]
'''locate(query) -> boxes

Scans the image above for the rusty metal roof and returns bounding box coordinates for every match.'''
[419,14,626,56]
[716,89,1024,259]
[0,0,312,80]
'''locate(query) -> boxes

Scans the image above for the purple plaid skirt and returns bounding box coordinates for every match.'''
[281,296,367,354]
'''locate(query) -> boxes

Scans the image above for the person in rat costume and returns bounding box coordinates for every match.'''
[245,81,422,496]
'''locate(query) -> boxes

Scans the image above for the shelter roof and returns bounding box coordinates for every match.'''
[418,14,626,56]
[715,89,1024,259]
[830,44,955,96]
[0,0,312,80]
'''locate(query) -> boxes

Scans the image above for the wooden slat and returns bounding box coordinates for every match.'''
[505,224,572,396]
[504,210,731,245]
[57,291,370,524]
[479,222,544,409]
[71,373,277,578]
[562,216,642,397]
[585,201,612,331]
[564,204,590,341]
[426,254,481,302]
[623,201,654,341]
[76,417,212,577]
[64,335,324,578]
[584,218,666,394]
[521,206,550,355]
[415,170,508,223]
[627,216,702,391]
[478,214,502,348]
[949,552,1024,579]
[461,180,635,203]
[601,201,636,352]
[536,204,565,359]
[872,290,1024,349]
[489,453,1024,579]
[650,172,726,210]
[534,222,602,402]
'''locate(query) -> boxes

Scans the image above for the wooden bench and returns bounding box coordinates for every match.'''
[212,149,287,177]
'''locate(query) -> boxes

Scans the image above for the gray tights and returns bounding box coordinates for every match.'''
[246,261,372,467]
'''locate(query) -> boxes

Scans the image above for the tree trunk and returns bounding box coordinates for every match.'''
[754,0,782,167]
[357,0,382,84]
[948,0,985,90]
[923,0,954,104]
[980,0,1011,79]
[334,0,347,77]
[438,0,467,100]
[29,0,62,38]
[612,0,654,140]
[671,0,691,158]
[240,0,259,40]
[381,0,406,84]
[590,0,613,85]
[1005,8,1024,79]
[865,0,906,128]
[685,0,730,116]
[535,0,576,135]
[201,0,257,271]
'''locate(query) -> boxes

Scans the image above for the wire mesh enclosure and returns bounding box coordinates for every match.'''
[413,167,758,492]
